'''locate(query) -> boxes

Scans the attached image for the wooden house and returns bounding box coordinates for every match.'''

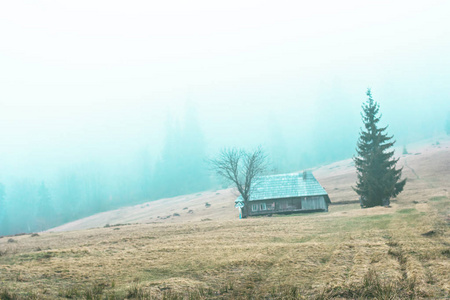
[235,171,330,217]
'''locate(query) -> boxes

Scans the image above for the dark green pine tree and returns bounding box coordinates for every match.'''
[353,89,406,208]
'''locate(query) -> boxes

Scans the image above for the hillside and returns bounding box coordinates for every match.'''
[49,137,449,232]
[0,138,448,299]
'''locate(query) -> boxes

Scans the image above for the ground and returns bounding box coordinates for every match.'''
[0,137,449,299]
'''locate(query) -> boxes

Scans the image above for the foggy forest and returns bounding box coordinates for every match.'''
[1,1,449,236]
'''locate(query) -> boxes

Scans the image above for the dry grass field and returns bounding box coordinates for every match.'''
[0,138,449,299]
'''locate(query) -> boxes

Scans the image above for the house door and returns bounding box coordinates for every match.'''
[276,200,288,210]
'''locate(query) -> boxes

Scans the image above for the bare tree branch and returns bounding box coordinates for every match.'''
[209,146,268,208]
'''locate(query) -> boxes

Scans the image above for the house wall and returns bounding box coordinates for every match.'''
[248,196,328,216]
[301,196,327,211]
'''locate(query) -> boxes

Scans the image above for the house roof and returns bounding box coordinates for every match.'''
[235,171,330,203]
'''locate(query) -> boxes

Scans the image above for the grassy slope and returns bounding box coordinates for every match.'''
[0,138,449,299]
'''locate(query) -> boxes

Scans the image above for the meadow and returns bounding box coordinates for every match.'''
[0,140,449,299]
[0,195,448,299]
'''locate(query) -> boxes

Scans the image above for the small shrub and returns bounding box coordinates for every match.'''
[187,210,194,214]
[7,238,16,243]
[205,202,211,208]
[173,213,180,217]
[31,233,39,237]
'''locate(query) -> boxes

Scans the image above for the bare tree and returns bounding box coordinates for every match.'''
[210,146,267,217]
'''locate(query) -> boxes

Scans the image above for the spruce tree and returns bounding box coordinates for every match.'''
[0,183,7,234]
[37,181,55,230]
[353,89,406,207]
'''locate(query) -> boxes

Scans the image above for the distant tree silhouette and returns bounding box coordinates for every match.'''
[56,171,81,222]
[153,103,210,199]
[446,112,450,135]
[0,183,7,233]
[0,183,5,212]
[152,116,184,198]
[181,102,210,192]
[353,89,406,208]
[268,116,289,173]
[7,179,38,233]
[36,181,55,230]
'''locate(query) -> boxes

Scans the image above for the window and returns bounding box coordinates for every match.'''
[260,203,267,210]
[252,204,258,211]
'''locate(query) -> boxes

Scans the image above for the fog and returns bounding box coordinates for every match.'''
[1,1,449,234]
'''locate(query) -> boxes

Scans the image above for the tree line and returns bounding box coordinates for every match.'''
[2,89,444,234]
[0,105,210,236]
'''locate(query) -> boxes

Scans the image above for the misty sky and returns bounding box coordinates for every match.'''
[1,0,449,180]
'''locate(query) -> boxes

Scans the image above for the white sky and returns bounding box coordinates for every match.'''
[1,0,449,177]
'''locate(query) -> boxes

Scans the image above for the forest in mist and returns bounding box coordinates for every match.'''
[1,96,449,235]
[0,103,213,235]
[1,1,450,235]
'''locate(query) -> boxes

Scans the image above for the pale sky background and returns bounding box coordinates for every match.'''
[1,0,449,180]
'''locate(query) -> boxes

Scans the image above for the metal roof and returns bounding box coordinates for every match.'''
[235,171,329,202]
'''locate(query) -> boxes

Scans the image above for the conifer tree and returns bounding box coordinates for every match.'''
[0,183,5,212]
[353,89,406,207]
[36,181,55,230]
[0,183,7,234]
[445,111,450,135]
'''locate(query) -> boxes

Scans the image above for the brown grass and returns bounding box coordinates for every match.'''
[0,138,449,299]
